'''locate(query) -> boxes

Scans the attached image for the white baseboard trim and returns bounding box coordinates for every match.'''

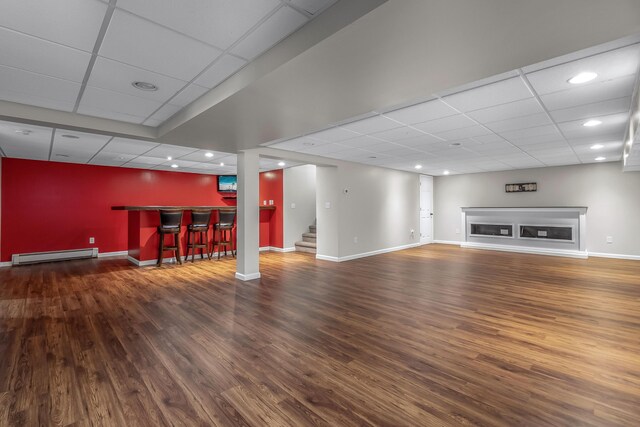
[259,246,270,252]
[461,242,588,259]
[127,255,191,266]
[316,243,422,263]
[0,261,12,268]
[235,272,261,281]
[587,252,640,261]
[98,250,128,258]
[433,240,461,245]
[260,246,296,253]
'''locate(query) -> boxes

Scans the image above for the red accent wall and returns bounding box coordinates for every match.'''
[259,170,284,249]
[0,158,283,262]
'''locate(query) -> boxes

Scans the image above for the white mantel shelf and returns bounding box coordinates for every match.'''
[460,207,588,259]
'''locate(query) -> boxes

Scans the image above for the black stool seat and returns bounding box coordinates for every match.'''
[157,210,183,266]
[211,210,236,259]
[185,210,212,262]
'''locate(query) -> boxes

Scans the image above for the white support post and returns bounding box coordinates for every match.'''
[235,150,261,281]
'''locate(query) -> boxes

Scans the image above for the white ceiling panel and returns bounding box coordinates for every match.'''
[0,27,91,82]
[170,84,209,107]
[303,143,351,156]
[0,121,52,160]
[52,131,111,157]
[178,149,233,162]
[124,156,167,166]
[307,126,361,142]
[442,77,533,112]
[0,0,108,52]
[549,97,632,123]
[76,105,146,124]
[87,57,188,102]
[540,74,636,111]
[0,65,81,107]
[0,87,76,112]
[143,118,164,127]
[146,104,182,123]
[557,113,628,140]
[116,0,280,50]
[99,9,222,81]
[79,86,164,120]
[370,126,426,142]
[270,136,325,151]
[143,144,199,159]
[157,159,200,168]
[89,153,137,167]
[468,98,544,123]
[340,135,389,149]
[499,124,562,142]
[231,6,308,60]
[383,100,458,125]
[412,114,476,134]
[286,0,337,15]
[566,133,625,147]
[102,137,159,155]
[526,43,640,95]
[193,54,247,89]
[484,113,552,133]
[342,115,403,135]
[435,125,492,141]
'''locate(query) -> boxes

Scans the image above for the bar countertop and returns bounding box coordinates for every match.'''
[112,205,275,211]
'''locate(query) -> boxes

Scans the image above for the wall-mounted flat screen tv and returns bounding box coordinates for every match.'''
[218,175,237,193]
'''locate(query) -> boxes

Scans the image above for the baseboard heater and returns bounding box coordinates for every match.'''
[12,248,98,265]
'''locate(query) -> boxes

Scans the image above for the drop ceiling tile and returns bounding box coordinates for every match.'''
[0,65,81,107]
[558,113,628,140]
[566,133,624,148]
[52,131,111,157]
[383,100,458,125]
[571,141,623,154]
[147,104,182,123]
[79,86,164,121]
[271,137,323,151]
[540,74,636,111]
[413,114,476,134]
[468,98,545,123]
[102,138,159,155]
[470,134,507,144]
[323,148,371,160]
[442,77,533,112]
[549,97,632,123]
[193,55,247,89]
[484,113,552,134]
[125,156,167,166]
[88,57,188,102]
[434,125,492,141]
[307,126,361,142]
[0,87,76,112]
[178,150,232,162]
[89,152,137,166]
[285,0,337,14]
[0,0,108,52]
[231,6,308,60]
[342,115,403,135]
[340,135,387,149]
[0,27,91,82]
[170,84,209,107]
[304,143,351,156]
[117,0,279,50]
[51,153,93,163]
[143,144,199,159]
[0,121,52,160]
[499,124,562,142]
[370,126,425,142]
[526,43,640,95]
[100,9,222,81]
[159,159,200,168]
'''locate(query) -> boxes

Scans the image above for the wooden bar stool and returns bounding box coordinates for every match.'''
[185,210,212,262]
[212,210,236,259]
[157,210,183,266]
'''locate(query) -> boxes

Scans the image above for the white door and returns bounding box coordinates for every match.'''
[420,175,433,244]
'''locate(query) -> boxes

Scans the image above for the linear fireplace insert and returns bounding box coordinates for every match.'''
[470,223,513,237]
[519,225,573,241]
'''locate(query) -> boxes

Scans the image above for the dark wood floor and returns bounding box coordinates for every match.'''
[1,245,640,426]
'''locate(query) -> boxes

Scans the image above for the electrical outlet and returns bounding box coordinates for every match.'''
[353,236,358,244]
[325,202,331,209]
[291,203,296,209]
[606,236,613,244]
[89,237,95,244]
[455,228,460,234]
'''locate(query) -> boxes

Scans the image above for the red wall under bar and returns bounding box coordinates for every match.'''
[0,158,283,262]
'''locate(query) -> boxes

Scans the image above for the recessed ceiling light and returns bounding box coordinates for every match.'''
[204,152,214,158]
[61,134,79,139]
[443,170,450,175]
[450,142,462,147]
[132,81,158,91]
[278,161,286,167]
[568,72,597,85]
[583,119,602,127]
[167,156,172,160]
[590,144,604,150]
[595,156,606,161]
[414,164,422,170]
[56,154,69,158]
[15,129,32,135]
[170,164,179,168]
[302,142,315,146]
[368,156,377,159]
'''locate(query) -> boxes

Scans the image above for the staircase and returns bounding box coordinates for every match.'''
[295,222,316,254]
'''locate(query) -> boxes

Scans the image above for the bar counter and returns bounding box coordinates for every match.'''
[113,205,275,266]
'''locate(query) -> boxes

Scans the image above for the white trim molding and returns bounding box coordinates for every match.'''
[98,250,128,258]
[588,252,640,261]
[433,240,461,245]
[0,261,12,268]
[259,246,296,253]
[461,242,588,259]
[316,243,422,263]
[235,272,261,281]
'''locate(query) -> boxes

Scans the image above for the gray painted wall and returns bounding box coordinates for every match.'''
[434,162,640,256]
[283,165,317,249]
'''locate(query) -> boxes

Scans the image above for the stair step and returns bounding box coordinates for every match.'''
[302,232,316,243]
[295,245,316,254]
[295,240,316,248]
[309,225,316,233]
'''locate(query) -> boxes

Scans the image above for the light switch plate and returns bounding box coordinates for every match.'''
[291,203,296,209]
[325,202,331,209]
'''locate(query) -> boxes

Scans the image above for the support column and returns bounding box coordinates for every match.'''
[235,150,261,281]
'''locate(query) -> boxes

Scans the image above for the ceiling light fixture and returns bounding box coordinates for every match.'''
[205,152,214,158]
[595,156,606,161]
[302,142,315,146]
[568,72,597,85]
[278,161,286,167]
[171,164,179,168]
[443,170,450,175]
[590,144,604,150]
[132,81,158,91]
[414,164,422,170]
[219,162,224,166]
[583,119,602,127]
[61,134,80,139]
[167,156,172,160]
[450,142,462,147]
